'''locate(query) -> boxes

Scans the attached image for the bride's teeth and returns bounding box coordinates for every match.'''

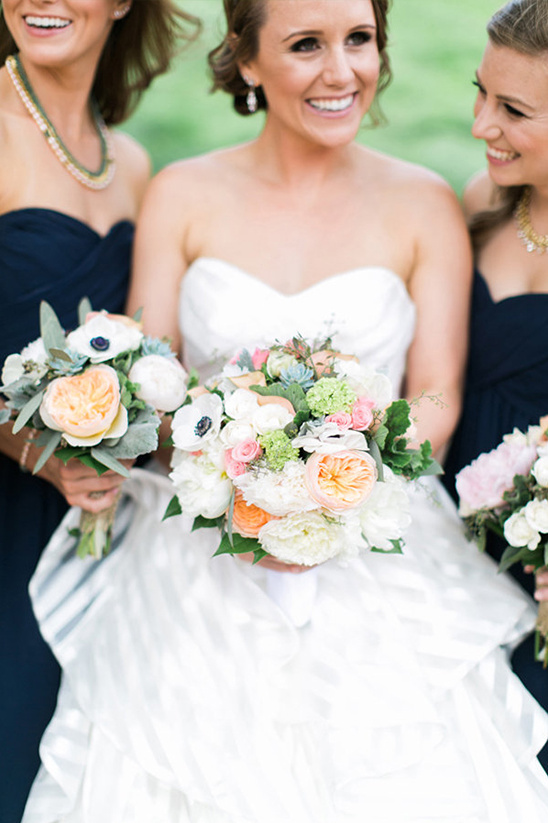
[487,147,518,161]
[309,95,354,112]
[25,16,71,28]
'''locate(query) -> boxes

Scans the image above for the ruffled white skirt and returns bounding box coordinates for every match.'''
[23,469,548,822]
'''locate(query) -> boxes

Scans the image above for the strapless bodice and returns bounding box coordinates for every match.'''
[180,257,416,393]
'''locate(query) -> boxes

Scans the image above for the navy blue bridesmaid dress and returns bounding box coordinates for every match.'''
[0,208,133,823]
[443,269,548,770]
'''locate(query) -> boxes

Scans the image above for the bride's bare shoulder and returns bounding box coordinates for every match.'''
[147,145,250,205]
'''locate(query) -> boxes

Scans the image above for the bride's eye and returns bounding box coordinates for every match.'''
[346,30,373,46]
[290,36,320,53]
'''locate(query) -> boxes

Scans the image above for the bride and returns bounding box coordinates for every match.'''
[23,1,548,820]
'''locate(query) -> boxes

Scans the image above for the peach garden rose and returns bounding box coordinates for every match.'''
[40,364,127,448]
[305,449,378,512]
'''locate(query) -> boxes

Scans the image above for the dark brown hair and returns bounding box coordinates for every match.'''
[470,0,548,249]
[0,0,200,125]
[208,0,391,120]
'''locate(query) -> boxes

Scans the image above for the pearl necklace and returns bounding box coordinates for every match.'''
[514,187,548,254]
[5,54,115,191]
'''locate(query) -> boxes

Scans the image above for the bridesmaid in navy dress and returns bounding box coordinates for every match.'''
[442,0,548,770]
[0,1,197,820]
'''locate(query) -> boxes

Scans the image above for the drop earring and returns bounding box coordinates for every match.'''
[244,77,258,114]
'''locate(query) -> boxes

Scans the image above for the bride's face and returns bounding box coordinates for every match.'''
[242,0,380,149]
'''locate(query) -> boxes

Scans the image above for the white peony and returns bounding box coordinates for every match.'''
[67,315,143,363]
[292,421,368,454]
[359,472,411,550]
[258,511,350,565]
[171,393,223,451]
[532,456,548,488]
[251,403,294,435]
[223,388,259,421]
[129,355,187,413]
[234,461,317,516]
[333,360,392,408]
[169,449,232,519]
[220,419,256,448]
[524,499,548,534]
[503,510,541,550]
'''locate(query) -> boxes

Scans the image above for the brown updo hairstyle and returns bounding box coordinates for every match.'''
[208,0,392,121]
[0,0,200,125]
[470,0,548,249]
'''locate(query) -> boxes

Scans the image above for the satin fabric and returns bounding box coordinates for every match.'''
[23,260,548,822]
[0,209,133,823]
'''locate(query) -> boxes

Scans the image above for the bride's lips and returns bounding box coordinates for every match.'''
[486,145,520,166]
[23,15,72,36]
[306,93,357,117]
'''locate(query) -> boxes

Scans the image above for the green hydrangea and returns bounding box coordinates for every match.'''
[259,430,299,471]
[305,377,357,416]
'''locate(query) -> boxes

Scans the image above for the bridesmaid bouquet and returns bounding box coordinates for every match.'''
[165,335,439,566]
[0,300,188,558]
[456,420,548,666]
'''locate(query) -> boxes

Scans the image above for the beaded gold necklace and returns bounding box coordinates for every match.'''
[5,54,115,191]
[514,187,548,255]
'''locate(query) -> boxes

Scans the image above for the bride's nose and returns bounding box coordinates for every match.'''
[322,46,354,86]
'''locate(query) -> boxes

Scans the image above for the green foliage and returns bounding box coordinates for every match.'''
[373,400,437,479]
[214,532,267,564]
[40,301,65,353]
[163,494,183,520]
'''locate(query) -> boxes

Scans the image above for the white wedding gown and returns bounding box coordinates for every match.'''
[24,260,548,822]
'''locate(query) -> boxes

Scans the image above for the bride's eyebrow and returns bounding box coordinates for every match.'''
[281,23,376,42]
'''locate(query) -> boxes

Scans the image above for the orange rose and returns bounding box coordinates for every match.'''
[305,449,377,511]
[232,492,278,537]
[40,364,128,447]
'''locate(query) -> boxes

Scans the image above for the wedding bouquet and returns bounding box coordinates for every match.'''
[165,336,438,566]
[456,420,548,665]
[0,299,188,558]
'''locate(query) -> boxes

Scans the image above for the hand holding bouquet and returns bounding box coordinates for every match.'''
[0,300,188,558]
[456,420,548,665]
[165,336,439,567]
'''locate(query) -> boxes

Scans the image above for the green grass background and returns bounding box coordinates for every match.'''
[124,0,503,195]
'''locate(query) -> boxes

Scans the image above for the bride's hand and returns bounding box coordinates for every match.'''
[237,552,313,574]
[534,568,548,602]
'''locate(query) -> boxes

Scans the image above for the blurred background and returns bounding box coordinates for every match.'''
[125,0,503,195]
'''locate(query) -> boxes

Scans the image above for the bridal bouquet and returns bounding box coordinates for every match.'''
[165,336,438,566]
[0,300,188,558]
[456,420,548,665]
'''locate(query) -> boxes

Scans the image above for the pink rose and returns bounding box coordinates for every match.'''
[325,412,353,430]
[231,438,262,463]
[305,449,377,512]
[456,440,537,515]
[251,347,269,369]
[225,448,247,479]
[351,397,375,431]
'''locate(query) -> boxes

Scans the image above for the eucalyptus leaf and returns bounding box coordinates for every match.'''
[90,447,130,477]
[40,301,66,352]
[12,390,44,434]
[78,297,93,325]
[32,430,63,474]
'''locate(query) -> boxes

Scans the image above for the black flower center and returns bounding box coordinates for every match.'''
[90,336,110,352]
[194,416,212,437]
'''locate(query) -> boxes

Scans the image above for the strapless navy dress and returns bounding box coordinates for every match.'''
[0,209,133,823]
[443,269,548,769]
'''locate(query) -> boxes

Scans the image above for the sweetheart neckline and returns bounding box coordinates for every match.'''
[185,256,414,304]
[0,207,133,240]
[475,269,548,306]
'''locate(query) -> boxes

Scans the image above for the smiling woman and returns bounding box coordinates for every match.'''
[0,1,198,820]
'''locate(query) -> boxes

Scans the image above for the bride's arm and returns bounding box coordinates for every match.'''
[404,175,473,457]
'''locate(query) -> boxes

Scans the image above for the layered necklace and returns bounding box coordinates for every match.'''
[514,187,548,254]
[5,54,115,190]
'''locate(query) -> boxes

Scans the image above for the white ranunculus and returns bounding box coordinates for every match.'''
[252,403,294,435]
[333,360,392,409]
[259,511,349,565]
[503,510,541,550]
[223,388,259,421]
[169,450,231,519]
[292,421,368,454]
[234,461,317,516]
[171,393,223,451]
[532,457,548,488]
[524,499,548,534]
[220,419,256,448]
[129,355,187,413]
[67,315,143,363]
[359,473,411,550]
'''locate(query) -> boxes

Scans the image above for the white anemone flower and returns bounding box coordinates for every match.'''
[171,393,223,451]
